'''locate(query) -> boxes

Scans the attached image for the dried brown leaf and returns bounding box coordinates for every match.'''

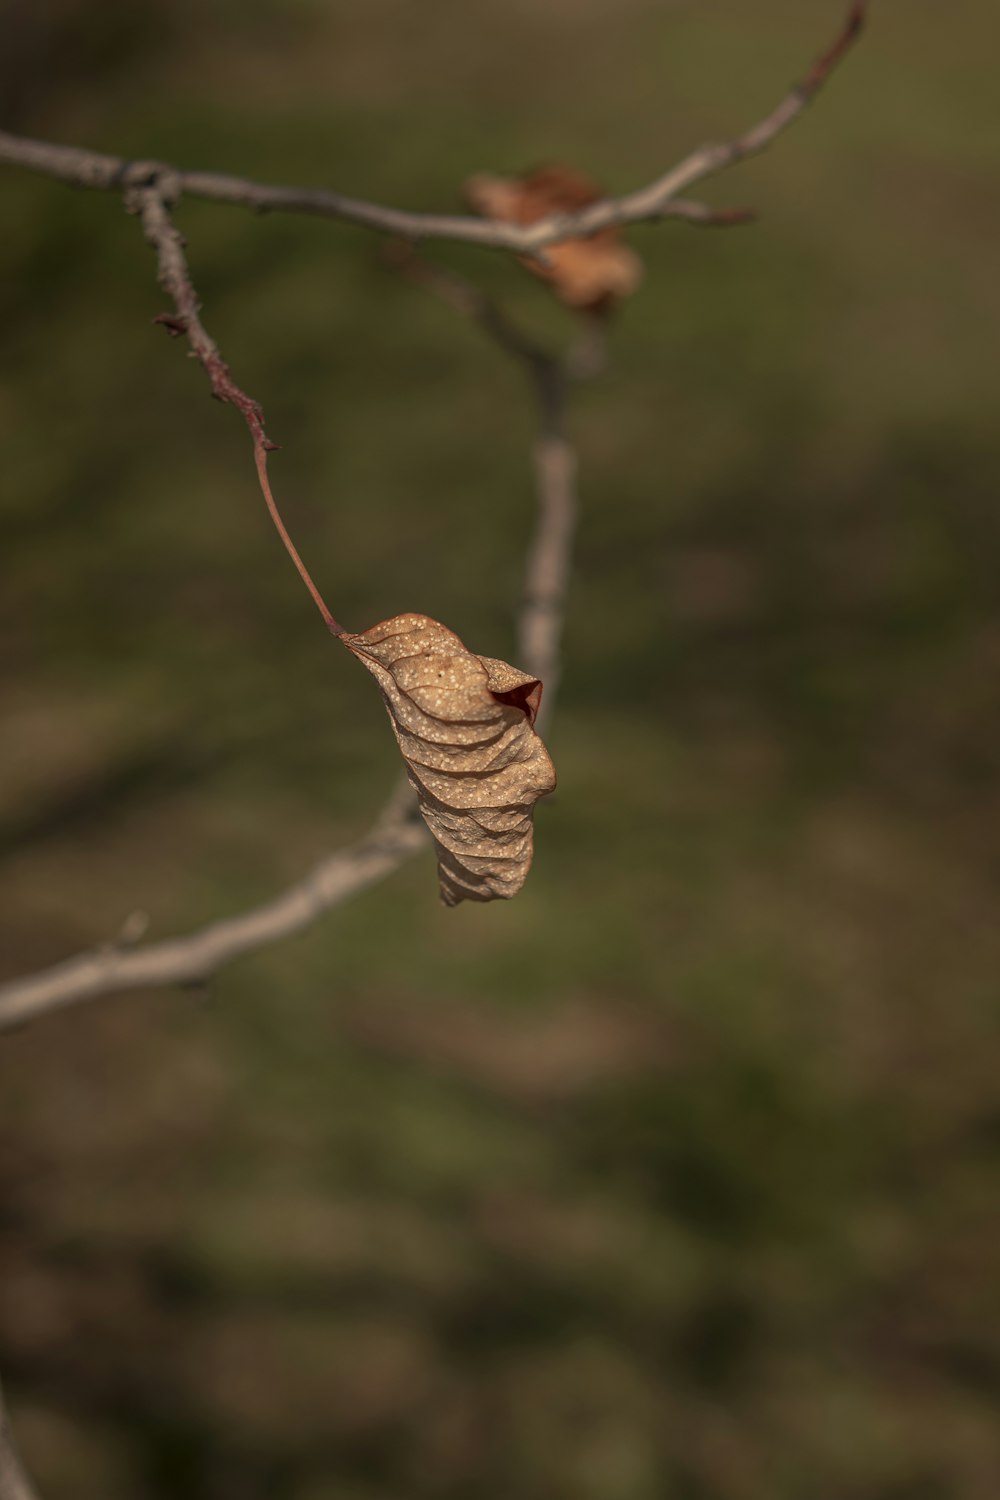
[464,164,643,314]
[343,614,556,906]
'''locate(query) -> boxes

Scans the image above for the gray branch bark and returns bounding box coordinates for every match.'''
[0,787,425,1032]
[0,4,866,255]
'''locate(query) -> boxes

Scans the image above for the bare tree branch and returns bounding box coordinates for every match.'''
[577,0,869,241]
[0,131,748,249]
[124,168,273,446]
[0,786,426,1033]
[521,425,576,737]
[0,3,865,255]
[385,246,576,735]
[0,1378,39,1500]
[124,169,344,636]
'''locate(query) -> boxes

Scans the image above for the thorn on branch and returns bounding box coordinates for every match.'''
[153,311,188,336]
[116,909,150,947]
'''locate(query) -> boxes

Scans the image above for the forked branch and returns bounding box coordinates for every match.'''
[0,1,870,1029]
[0,3,866,256]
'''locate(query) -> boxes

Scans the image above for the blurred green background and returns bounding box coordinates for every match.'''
[2,1,1000,1495]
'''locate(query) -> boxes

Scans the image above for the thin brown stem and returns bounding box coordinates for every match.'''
[127,174,343,634]
[253,443,342,635]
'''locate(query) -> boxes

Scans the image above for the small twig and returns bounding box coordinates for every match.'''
[125,171,344,636]
[0,4,866,256]
[387,245,576,733]
[0,1377,39,1500]
[383,240,550,368]
[0,788,425,1032]
[555,0,869,237]
[124,172,272,445]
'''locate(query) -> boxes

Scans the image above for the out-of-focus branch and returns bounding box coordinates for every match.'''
[0,3,866,255]
[0,1377,39,1500]
[0,785,425,1033]
[520,419,576,736]
[0,131,749,249]
[568,0,869,242]
[386,246,576,735]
